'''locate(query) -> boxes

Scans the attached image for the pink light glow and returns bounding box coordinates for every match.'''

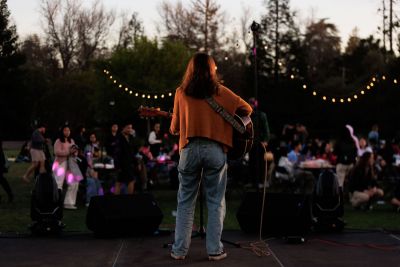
[56,166,65,177]
[67,173,74,184]
[52,161,59,171]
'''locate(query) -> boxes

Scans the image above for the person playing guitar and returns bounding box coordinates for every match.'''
[169,53,252,261]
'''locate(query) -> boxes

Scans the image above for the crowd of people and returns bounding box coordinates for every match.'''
[11,119,179,209]
[271,123,400,212]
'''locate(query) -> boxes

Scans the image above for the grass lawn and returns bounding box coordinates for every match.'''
[1,158,399,234]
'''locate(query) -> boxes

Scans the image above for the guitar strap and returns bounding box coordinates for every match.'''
[205,97,246,134]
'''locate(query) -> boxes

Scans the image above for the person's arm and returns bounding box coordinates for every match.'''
[346,125,360,152]
[148,132,162,144]
[170,91,180,135]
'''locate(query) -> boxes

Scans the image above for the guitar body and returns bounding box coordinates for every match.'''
[227,115,254,160]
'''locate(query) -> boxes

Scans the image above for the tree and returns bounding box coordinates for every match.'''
[0,0,23,72]
[259,0,301,82]
[93,37,192,125]
[21,34,59,77]
[303,19,341,83]
[158,0,226,54]
[0,0,28,139]
[41,0,114,74]
[116,12,144,49]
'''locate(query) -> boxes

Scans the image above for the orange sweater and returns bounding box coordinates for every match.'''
[170,85,252,152]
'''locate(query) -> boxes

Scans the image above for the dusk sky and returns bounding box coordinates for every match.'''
[8,0,381,46]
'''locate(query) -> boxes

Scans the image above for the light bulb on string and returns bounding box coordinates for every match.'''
[354,95,358,99]
[361,90,365,95]
[332,98,336,103]
[168,92,173,97]
[161,94,165,98]
[135,93,139,97]
[340,99,344,103]
[109,76,113,79]
[347,98,351,102]
[147,95,151,99]
[142,94,146,98]
[322,96,327,101]
[372,77,376,82]
[303,85,307,89]
[370,82,374,87]
[367,85,370,90]
[118,84,122,88]
[154,95,158,99]
[129,91,133,94]
[290,75,294,79]
[312,91,317,96]
[124,88,128,92]
[113,80,117,84]
[382,75,386,80]
[394,79,398,84]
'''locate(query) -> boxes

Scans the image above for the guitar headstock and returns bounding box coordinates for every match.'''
[138,106,171,118]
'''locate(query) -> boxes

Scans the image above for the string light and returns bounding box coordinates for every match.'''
[103,69,174,99]
[292,73,399,104]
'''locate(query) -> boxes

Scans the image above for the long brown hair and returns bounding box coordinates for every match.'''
[180,53,219,99]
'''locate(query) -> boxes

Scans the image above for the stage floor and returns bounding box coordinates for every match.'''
[0,229,399,267]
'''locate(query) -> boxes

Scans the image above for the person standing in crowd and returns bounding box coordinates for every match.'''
[105,123,119,157]
[22,124,46,182]
[348,152,384,209]
[169,53,252,261]
[84,133,102,206]
[114,122,139,195]
[335,126,357,187]
[368,124,380,149]
[53,125,80,210]
[247,97,271,189]
[0,140,13,203]
[148,122,163,158]
[74,125,87,150]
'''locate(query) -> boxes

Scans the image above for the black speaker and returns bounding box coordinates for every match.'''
[236,192,312,237]
[86,193,163,236]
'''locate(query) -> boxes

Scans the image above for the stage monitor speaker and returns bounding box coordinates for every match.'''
[86,193,163,236]
[236,192,312,237]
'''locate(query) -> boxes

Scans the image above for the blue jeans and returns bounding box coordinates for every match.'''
[172,138,227,256]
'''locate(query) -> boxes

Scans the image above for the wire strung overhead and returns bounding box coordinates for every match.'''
[291,74,399,104]
[103,69,174,100]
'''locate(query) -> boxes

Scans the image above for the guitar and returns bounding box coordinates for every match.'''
[138,106,253,160]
